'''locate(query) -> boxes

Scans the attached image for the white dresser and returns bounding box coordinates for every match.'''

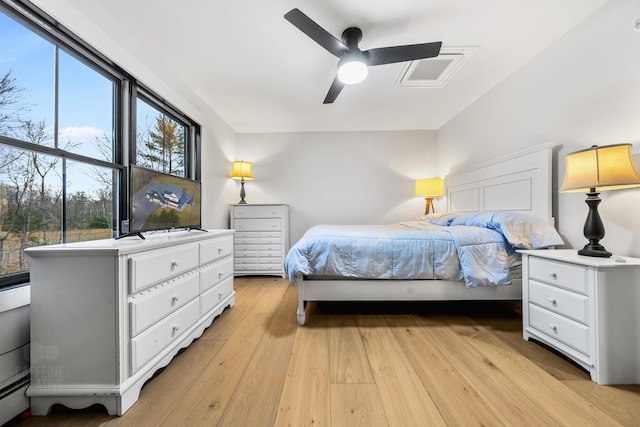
[230,204,289,276]
[520,249,640,384]
[25,229,234,416]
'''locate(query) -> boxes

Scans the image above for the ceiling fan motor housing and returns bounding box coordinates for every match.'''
[341,27,363,49]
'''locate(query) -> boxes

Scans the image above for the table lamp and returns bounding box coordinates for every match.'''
[415,178,445,214]
[230,160,254,204]
[560,144,640,257]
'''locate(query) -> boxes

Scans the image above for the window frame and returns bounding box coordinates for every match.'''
[0,0,202,290]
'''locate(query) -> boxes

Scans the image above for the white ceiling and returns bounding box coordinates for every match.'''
[50,0,608,133]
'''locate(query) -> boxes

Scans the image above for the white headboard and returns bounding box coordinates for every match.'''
[445,143,556,224]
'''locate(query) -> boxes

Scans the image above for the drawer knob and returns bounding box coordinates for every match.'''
[218,292,224,299]
[549,324,558,333]
[171,261,179,269]
[218,272,224,279]
[549,272,557,280]
[173,324,181,332]
[172,294,180,302]
[548,298,557,306]
[218,248,223,254]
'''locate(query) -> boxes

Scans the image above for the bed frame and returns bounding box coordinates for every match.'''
[295,143,556,325]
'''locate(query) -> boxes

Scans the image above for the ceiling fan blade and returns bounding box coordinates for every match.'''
[366,41,442,66]
[284,9,350,58]
[323,76,345,104]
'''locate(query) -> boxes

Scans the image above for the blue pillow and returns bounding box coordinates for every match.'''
[451,211,564,249]
[418,213,461,226]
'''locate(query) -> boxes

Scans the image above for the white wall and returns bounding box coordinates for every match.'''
[237,131,438,243]
[438,0,640,257]
[30,0,239,229]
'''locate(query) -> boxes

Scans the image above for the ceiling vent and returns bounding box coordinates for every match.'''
[393,46,478,88]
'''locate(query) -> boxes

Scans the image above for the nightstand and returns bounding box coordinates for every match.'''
[519,249,640,385]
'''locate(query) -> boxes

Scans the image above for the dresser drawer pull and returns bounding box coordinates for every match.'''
[218,247,223,254]
[219,292,224,300]
[173,323,181,332]
[548,297,557,306]
[218,272,224,279]
[549,272,557,280]
[549,324,558,333]
[171,261,179,269]
[172,294,180,302]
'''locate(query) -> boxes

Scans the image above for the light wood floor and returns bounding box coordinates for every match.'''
[8,277,640,426]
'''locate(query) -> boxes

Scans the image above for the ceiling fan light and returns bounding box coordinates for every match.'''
[337,60,368,84]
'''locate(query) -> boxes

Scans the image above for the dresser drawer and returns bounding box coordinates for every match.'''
[258,231,282,239]
[233,218,281,232]
[200,257,233,293]
[235,263,259,271]
[258,235,282,245]
[130,270,200,336]
[130,298,200,373]
[258,243,282,252]
[259,263,283,272]
[200,235,233,264]
[235,231,259,238]
[235,249,259,258]
[233,205,282,219]
[529,257,588,294]
[529,280,589,325]
[260,252,282,260]
[529,304,589,355]
[129,243,199,293]
[201,276,234,315]
[235,237,259,246]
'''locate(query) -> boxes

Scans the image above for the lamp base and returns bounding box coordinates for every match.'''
[578,191,612,258]
[238,179,247,204]
[578,243,612,258]
[424,197,435,215]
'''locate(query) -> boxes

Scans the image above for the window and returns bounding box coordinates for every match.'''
[136,95,187,177]
[0,2,201,289]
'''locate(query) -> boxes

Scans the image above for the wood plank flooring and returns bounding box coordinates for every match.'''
[8,277,640,426]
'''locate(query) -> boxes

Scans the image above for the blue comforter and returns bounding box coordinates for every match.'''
[284,221,512,288]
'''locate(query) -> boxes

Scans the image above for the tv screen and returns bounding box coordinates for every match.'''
[129,165,202,233]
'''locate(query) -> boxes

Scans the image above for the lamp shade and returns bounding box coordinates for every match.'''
[561,144,640,193]
[415,178,445,197]
[230,161,254,181]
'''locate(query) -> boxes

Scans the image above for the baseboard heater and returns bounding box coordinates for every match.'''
[0,285,31,425]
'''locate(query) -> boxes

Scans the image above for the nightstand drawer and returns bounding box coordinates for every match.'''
[529,257,588,294]
[529,304,589,355]
[529,280,589,325]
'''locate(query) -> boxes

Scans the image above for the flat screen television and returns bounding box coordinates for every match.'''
[127,165,202,235]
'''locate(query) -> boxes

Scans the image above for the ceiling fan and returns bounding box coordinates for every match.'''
[284,8,442,104]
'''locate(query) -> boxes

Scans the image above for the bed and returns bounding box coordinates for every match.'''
[286,143,561,325]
